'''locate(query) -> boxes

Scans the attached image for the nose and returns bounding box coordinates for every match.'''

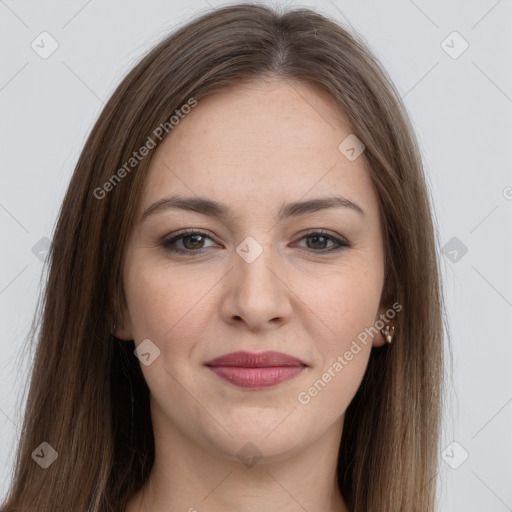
[219,240,294,332]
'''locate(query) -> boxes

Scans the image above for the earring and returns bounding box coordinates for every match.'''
[113,324,117,337]
[381,325,395,344]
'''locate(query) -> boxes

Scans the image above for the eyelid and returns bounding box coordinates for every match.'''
[294,228,350,245]
[291,229,351,254]
[161,228,219,250]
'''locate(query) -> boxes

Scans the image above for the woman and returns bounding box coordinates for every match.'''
[1,3,446,511]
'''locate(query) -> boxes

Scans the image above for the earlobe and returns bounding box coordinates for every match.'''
[381,324,395,344]
[372,323,395,347]
[372,303,398,347]
[112,323,132,340]
[111,300,133,340]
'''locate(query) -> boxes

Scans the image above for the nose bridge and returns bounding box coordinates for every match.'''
[224,233,292,328]
[234,234,279,295]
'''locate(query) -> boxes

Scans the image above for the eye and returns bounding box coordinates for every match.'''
[161,229,216,255]
[161,229,351,256]
[292,230,351,253]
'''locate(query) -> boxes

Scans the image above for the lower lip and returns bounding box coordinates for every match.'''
[207,366,305,388]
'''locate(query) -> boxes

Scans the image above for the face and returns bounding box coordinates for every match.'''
[117,79,389,463]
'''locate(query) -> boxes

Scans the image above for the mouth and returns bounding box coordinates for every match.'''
[204,351,308,389]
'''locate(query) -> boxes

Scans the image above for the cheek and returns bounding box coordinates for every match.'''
[299,263,383,353]
[294,272,379,423]
[123,262,210,398]
[123,258,208,342]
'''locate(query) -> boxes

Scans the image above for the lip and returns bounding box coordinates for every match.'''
[205,351,307,389]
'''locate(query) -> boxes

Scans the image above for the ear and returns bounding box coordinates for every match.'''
[371,303,397,347]
[111,303,134,341]
[113,323,133,341]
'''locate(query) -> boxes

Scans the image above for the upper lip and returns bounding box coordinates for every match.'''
[205,351,307,368]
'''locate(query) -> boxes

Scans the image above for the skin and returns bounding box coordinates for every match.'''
[118,78,394,512]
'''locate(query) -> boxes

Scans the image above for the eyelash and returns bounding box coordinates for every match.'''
[161,229,351,256]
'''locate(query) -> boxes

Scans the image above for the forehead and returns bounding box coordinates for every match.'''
[139,79,378,222]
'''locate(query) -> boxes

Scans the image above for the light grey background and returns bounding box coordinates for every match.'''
[1,0,511,509]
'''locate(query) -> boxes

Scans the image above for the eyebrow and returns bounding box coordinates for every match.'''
[141,194,364,223]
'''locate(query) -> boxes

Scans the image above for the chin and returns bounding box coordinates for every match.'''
[198,411,315,464]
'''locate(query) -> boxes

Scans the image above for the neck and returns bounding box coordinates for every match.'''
[126,409,349,512]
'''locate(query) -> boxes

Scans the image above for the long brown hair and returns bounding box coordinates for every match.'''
[1,3,446,511]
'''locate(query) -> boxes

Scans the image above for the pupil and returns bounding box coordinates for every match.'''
[184,235,203,249]
[309,235,326,249]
